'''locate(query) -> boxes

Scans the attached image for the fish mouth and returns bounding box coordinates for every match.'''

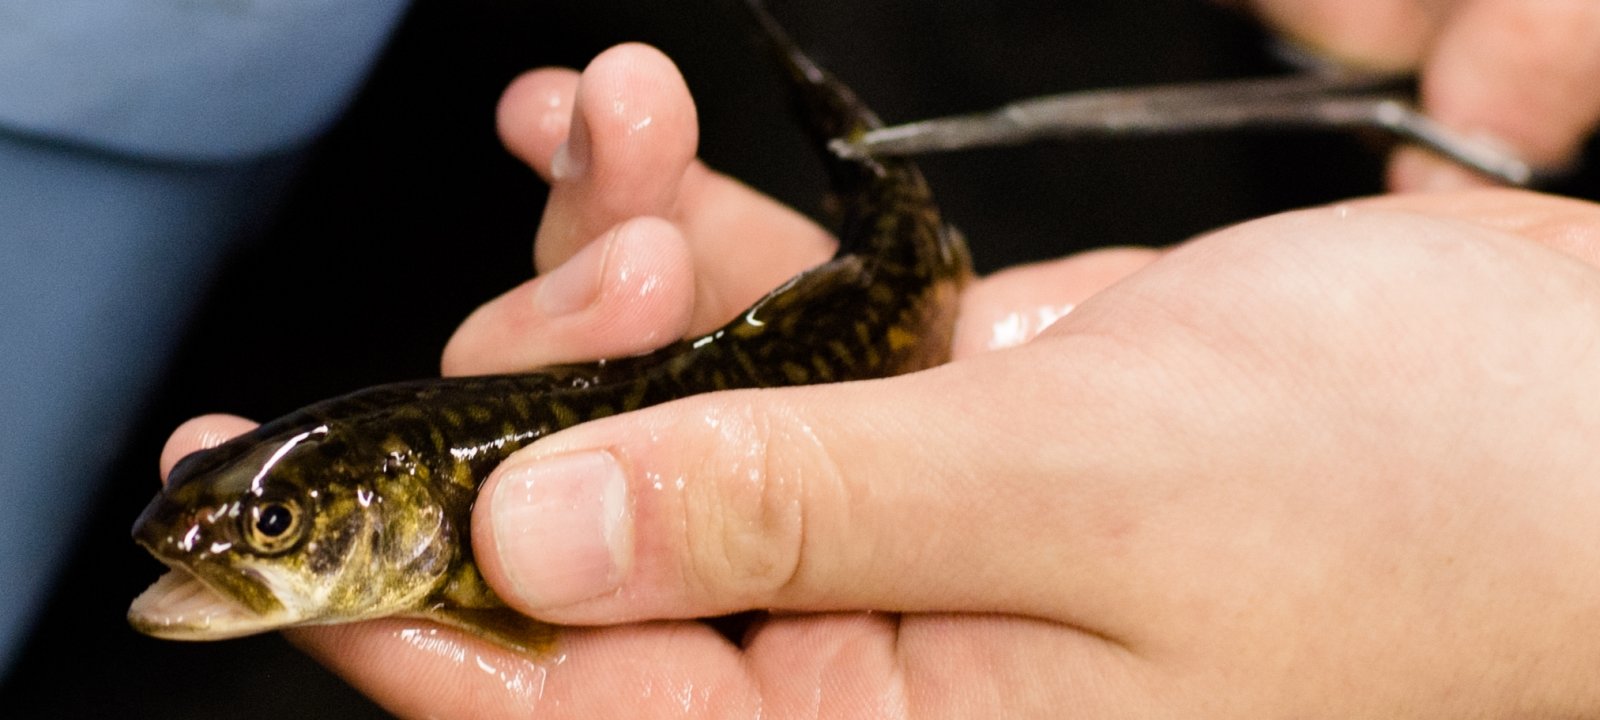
[128,565,293,640]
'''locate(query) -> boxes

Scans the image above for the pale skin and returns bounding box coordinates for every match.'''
[159,5,1600,718]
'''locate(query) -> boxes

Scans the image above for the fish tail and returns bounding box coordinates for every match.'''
[739,1,881,180]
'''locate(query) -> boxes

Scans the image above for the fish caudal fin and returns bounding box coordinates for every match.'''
[739,2,883,175]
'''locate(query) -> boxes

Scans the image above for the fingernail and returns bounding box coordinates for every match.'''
[490,450,632,608]
[549,109,590,180]
[533,232,611,316]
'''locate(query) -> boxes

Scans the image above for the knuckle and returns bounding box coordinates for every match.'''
[677,394,825,605]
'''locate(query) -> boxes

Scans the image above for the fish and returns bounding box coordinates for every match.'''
[128,0,972,655]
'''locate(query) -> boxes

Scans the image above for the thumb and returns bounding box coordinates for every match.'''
[468,341,1130,628]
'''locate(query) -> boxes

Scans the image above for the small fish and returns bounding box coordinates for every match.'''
[128,1,971,654]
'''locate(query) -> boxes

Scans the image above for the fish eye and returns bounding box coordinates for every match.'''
[257,504,293,537]
[242,499,303,554]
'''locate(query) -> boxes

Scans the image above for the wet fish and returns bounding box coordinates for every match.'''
[128,1,972,654]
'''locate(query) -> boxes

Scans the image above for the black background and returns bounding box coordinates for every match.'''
[3,1,1593,717]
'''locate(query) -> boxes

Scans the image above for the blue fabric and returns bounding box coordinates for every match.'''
[0,0,410,674]
[0,0,411,160]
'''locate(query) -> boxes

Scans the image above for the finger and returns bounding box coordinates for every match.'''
[1234,0,1447,70]
[519,42,834,333]
[158,414,259,481]
[1391,0,1600,191]
[532,43,698,273]
[669,165,837,335]
[785,614,1156,718]
[952,246,1161,360]
[441,216,697,376]
[289,620,759,718]
[294,610,1146,718]
[496,68,581,183]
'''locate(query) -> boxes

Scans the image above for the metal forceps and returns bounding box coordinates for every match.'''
[834,71,1540,187]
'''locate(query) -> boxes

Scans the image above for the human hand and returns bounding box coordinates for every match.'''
[164,43,1600,718]
[1222,0,1600,191]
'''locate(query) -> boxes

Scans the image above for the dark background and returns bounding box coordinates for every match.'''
[3,1,1593,717]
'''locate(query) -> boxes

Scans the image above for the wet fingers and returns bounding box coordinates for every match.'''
[442,216,697,376]
[532,44,698,273]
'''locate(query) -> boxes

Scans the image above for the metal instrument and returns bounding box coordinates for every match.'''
[834,71,1540,187]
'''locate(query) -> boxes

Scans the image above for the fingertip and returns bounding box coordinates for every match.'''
[567,42,698,194]
[534,43,700,271]
[580,215,697,349]
[575,42,698,150]
[443,216,696,376]
[497,68,581,181]
[159,414,258,482]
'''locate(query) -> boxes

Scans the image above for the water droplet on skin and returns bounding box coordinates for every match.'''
[636,273,661,298]
[986,303,1074,350]
[669,677,696,713]
[396,626,467,664]
[392,625,554,705]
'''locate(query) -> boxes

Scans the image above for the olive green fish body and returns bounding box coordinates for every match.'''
[129,2,970,653]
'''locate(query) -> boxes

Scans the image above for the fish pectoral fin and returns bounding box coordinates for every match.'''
[418,606,558,656]
[415,561,555,653]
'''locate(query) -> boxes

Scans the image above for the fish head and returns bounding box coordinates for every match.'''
[129,421,456,640]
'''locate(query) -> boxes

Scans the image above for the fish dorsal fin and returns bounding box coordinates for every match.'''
[732,254,870,335]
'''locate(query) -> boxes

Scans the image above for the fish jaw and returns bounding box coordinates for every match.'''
[128,565,296,640]
[129,500,293,639]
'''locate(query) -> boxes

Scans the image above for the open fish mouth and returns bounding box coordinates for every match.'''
[128,567,292,640]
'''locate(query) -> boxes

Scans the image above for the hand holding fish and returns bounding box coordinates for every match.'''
[161,40,1600,717]
[1223,0,1600,191]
